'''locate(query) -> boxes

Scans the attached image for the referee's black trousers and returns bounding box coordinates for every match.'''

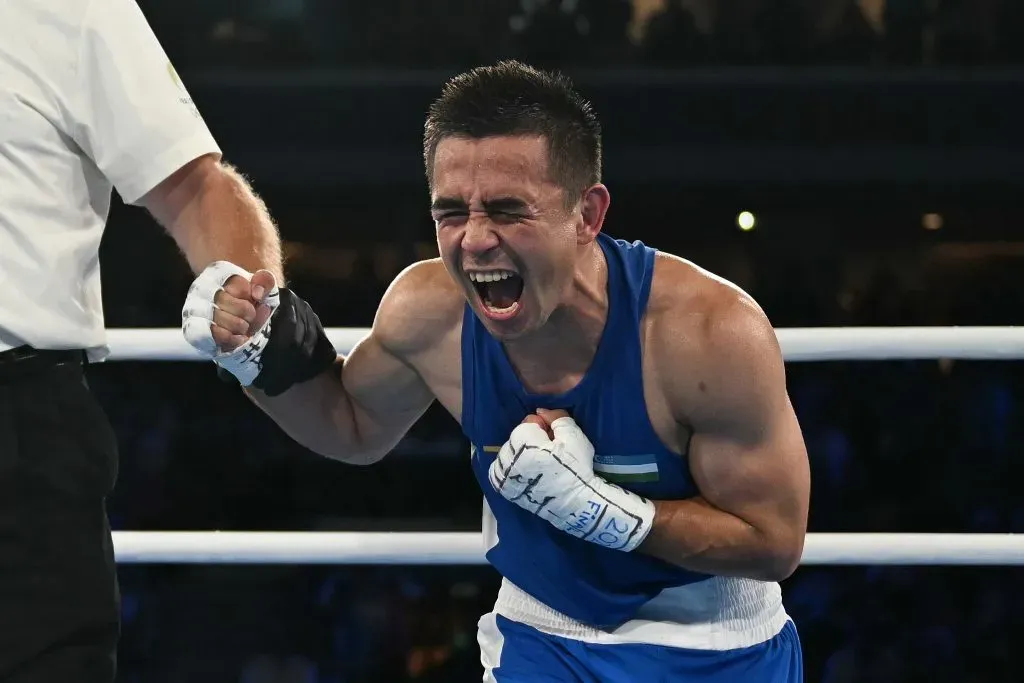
[0,349,119,682]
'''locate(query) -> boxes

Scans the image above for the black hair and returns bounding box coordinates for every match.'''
[424,60,602,203]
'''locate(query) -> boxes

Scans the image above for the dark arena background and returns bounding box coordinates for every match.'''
[94,1,1023,681]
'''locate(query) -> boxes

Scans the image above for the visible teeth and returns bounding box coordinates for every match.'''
[468,270,515,283]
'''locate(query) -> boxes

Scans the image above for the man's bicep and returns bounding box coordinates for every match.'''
[335,258,459,459]
[688,398,809,537]
[672,300,809,539]
[340,332,435,454]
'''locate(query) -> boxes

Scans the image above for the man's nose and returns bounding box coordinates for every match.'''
[461,216,500,254]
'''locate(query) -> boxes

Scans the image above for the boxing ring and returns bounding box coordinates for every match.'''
[105,325,1024,567]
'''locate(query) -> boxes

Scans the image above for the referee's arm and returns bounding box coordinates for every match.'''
[67,0,283,282]
[142,154,285,285]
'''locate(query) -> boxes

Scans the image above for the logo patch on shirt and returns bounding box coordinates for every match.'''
[167,62,184,90]
[470,445,501,460]
[592,454,660,483]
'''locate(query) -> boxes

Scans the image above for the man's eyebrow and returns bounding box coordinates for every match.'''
[430,196,532,213]
[482,197,530,212]
[430,197,468,212]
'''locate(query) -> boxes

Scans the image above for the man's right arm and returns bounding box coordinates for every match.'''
[243,261,454,465]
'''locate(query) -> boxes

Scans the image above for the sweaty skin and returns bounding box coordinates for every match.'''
[244,135,810,582]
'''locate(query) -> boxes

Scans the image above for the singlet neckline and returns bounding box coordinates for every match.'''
[490,235,626,406]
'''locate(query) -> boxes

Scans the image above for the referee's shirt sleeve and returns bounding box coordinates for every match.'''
[69,0,222,205]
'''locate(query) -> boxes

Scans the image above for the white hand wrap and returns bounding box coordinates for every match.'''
[488,416,656,552]
[181,261,281,386]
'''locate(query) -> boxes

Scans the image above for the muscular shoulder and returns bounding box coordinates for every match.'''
[373,258,465,358]
[645,252,774,344]
[644,253,784,425]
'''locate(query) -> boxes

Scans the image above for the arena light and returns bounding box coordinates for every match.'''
[737,211,756,231]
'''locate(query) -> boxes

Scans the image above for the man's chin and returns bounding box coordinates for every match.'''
[473,303,534,341]
[479,315,529,341]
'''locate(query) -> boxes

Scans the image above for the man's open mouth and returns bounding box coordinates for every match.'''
[467,270,525,319]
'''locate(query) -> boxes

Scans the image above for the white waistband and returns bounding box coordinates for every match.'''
[491,575,789,651]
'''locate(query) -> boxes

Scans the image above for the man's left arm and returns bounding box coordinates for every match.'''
[637,298,810,582]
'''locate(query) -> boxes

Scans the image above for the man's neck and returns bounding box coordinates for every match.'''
[504,244,609,389]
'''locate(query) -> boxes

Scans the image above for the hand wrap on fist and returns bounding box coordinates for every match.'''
[181,261,337,396]
[488,416,656,552]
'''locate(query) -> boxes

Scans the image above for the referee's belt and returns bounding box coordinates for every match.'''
[0,346,84,380]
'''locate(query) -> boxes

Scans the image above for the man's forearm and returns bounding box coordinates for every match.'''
[159,158,284,281]
[637,497,802,582]
[243,358,385,465]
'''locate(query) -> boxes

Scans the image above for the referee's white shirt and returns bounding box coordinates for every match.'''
[0,0,221,361]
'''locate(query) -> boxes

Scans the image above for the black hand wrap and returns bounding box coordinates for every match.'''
[218,288,337,396]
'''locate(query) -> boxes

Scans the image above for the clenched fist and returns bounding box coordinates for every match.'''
[183,262,279,354]
[182,261,281,386]
[181,261,338,396]
[488,410,656,552]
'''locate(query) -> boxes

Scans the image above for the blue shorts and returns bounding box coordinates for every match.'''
[479,614,803,682]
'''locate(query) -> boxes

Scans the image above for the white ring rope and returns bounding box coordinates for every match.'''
[104,325,1024,565]
[105,326,1024,362]
[112,532,1024,565]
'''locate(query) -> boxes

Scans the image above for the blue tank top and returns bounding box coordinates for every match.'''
[462,234,710,629]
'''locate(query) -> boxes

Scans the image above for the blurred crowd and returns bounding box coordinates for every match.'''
[139,0,1024,70]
